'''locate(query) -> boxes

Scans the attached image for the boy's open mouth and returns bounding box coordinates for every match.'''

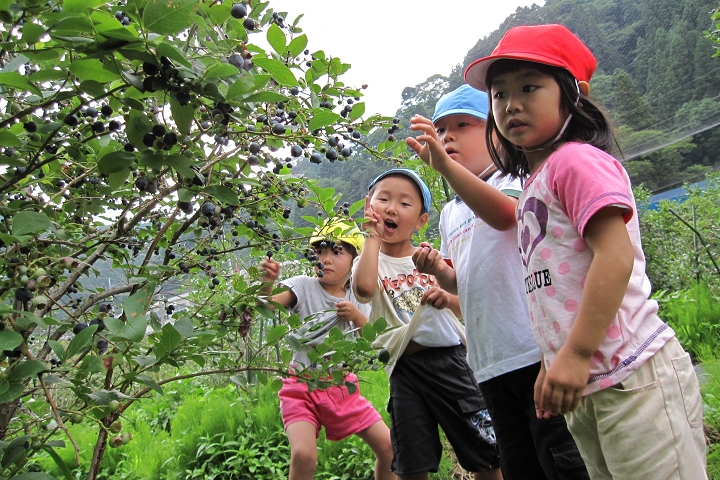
[384,219,397,231]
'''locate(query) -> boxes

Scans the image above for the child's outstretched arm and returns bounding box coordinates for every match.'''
[406,114,517,231]
[258,257,296,309]
[352,196,383,300]
[536,207,633,417]
[412,242,457,294]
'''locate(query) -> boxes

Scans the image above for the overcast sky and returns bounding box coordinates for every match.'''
[267,0,541,116]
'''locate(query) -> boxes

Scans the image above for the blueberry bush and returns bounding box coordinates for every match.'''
[0,0,396,477]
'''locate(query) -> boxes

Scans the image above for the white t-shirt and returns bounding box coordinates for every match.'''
[354,253,465,376]
[440,171,542,383]
[281,275,371,369]
[517,142,674,395]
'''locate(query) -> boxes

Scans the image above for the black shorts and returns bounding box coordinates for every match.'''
[387,344,500,476]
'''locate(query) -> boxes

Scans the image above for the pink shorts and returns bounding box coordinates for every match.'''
[278,372,382,441]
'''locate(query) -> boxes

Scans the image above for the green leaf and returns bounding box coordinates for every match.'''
[0,131,21,147]
[126,110,153,150]
[48,340,66,363]
[98,151,135,174]
[169,96,193,135]
[242,91,288,103]
[9,473,58,480]
[205,63,239,79]
[362,323,377,342]
[136,374,163,395]
[0,331,22,351]
[12,211,51,236]
[165,155,195,178]
[64,0,105,12]
[265,325,289,345]
[120,282,156,342]
[270,378,283,392]
[69,59,120,83]
[267,23,286,55]
[156,42,192,68]
[143,0,198,36]
[203,186,240,206]
[309,109,340,131]
[226,79,246,101]
[174,317,193,338]
[349,198,365,216]
[156,323,182,359]
[40,445,73,480]
[65,325,98,359]
[7,360,47,382]
[0,384,25,403]
[29,68,67,83]
[251,57,297,87]
[0,72,41,96]
[373,316,388,334]
[288,34,308,58]
[22,23,46,45]
[349,102,365,121]
[108,169,130,190]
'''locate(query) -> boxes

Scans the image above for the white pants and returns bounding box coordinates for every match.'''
[566,338,707,479]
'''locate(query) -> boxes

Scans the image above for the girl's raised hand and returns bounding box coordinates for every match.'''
[406,114,452,173]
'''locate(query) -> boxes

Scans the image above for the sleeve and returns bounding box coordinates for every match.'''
[493,172,523,198]
[278,275,307,313]
[546,143,635,237]
[439,205,450,259]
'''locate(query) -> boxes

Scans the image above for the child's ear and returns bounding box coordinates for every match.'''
[415,212,429,231]
[578,81,590,97]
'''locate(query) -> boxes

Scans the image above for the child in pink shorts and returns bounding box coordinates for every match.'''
[260,220,395,480]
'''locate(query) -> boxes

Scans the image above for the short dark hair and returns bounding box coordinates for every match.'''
[485,59,614,178]
[368,173,427,215]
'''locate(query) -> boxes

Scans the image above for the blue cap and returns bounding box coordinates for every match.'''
[432,84,489,124]
[368,168,432,214]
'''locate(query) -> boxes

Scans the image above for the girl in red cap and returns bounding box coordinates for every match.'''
[465,24,706,479]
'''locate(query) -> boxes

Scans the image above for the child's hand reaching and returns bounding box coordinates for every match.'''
[406,115,453,174]
[336,301,360,323]
[420,287,452,310]
[259,257,280,283]
[534,347,591,418]
[412,242,449,277]
[363,195,385,240]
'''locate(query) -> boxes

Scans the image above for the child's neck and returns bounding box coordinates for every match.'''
[379,239,416,258]
[318,278,347,297]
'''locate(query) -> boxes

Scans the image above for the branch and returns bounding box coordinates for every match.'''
[39,374,81,465]
[668,208,720,277]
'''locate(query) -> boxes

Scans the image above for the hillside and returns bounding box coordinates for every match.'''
[299,0,720,195]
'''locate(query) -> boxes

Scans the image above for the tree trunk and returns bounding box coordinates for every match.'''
[87,423,110,480]
[0,401,19,440]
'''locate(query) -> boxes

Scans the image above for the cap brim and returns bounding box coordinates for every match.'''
[465,53,573,92]
[432,107,487,124]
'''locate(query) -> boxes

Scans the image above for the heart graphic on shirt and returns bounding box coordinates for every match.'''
[518,197,549,268]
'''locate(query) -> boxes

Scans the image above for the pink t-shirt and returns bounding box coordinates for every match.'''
[517,142,675,395]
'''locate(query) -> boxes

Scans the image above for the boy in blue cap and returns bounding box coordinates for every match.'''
[353,168,502,480]
[407,85,589,480]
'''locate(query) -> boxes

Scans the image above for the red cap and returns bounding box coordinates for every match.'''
[465,24,597,92]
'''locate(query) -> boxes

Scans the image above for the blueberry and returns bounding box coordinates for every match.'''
[310,152,322,164]
[151,124,166,137]
[72,322,88,335]
[243,18,255,30]
[325,148,338,162]
[200,202,215,217]
[230,3,247,19]
[290,145,303,157]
